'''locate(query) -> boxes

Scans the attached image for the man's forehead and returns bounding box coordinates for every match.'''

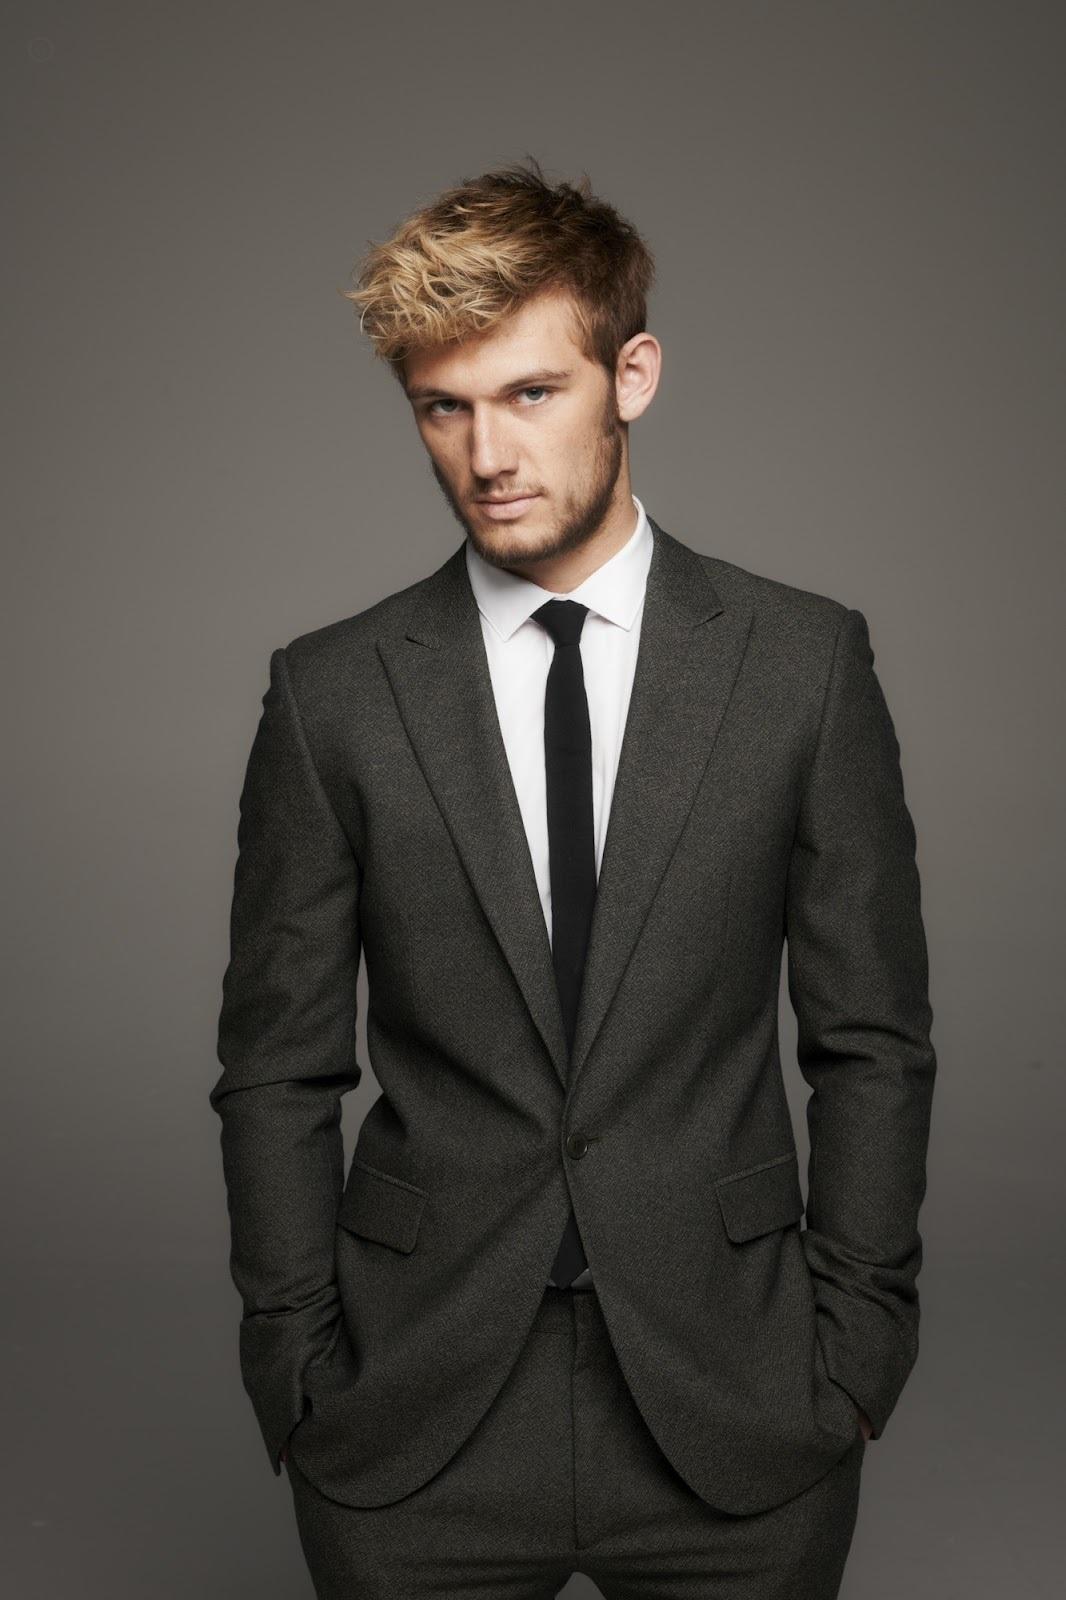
[404,292,586,394]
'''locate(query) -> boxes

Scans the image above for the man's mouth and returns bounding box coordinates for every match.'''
[475,494,541,519]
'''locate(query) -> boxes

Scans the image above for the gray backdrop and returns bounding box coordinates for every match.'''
[4,2,1063,1596]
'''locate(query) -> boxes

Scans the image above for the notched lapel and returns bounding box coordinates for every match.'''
[376,517,754,1097]
[566,518,753,1087]
[377,550,571,1086]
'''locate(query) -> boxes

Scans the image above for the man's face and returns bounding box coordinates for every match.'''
[403,289,628,573]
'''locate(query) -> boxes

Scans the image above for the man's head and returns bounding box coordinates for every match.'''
[343,160,660,581]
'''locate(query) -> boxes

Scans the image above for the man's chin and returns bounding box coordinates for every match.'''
[468,521,561,570]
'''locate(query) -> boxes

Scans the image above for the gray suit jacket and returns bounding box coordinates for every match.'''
[210,515,936,1516]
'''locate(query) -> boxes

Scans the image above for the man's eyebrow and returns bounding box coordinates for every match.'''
[405,368,574,403]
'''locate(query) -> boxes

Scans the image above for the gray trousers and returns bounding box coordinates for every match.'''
[285,1284,866,1599]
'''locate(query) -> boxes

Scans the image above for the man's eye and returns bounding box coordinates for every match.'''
[426,387,553,417]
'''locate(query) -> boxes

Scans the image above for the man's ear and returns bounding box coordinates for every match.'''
[615,330,661,424]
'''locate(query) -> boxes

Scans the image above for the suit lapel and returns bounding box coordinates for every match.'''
[566,520,753,1088]
[376,515,754,1094]
[377,546,571,1083]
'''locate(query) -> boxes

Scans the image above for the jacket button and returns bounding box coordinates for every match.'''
[565,1133,589,1158]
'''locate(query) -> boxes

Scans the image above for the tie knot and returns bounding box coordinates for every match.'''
[532,598,589,647]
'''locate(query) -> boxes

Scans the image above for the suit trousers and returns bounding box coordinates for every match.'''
[283,1283,866,1599]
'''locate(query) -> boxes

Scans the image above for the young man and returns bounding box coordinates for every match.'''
[210,160,937,1599]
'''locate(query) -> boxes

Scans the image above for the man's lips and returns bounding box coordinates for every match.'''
[475,494,541,519]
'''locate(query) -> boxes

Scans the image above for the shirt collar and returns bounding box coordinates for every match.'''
[465,493,653,643]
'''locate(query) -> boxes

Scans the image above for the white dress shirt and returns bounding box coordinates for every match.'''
[464,493,655,1289]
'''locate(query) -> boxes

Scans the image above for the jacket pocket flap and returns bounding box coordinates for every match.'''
[715,1152,804,1243]
[337,1160,427,1253]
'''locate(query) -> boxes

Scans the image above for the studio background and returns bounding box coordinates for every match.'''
[4,2,1062,1596]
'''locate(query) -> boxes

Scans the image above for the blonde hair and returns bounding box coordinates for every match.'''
[342,156,656,388]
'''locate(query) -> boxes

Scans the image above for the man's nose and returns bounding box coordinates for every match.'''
[468,412,517,481]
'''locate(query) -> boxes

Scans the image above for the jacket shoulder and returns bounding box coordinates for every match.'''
[281,563,439,664]
[697,549,854,638]
[686,547,865,712]
[267,555,456,716]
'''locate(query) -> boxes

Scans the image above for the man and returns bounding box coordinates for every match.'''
[211,160,937,1599]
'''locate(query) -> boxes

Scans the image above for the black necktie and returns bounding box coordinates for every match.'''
[533,598,597,1286]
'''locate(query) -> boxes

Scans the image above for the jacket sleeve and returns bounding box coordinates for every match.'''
[785,606,937,1440]
[209,645,362,1474]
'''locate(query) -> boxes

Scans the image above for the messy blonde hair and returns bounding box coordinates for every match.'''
[342,156,656,389]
